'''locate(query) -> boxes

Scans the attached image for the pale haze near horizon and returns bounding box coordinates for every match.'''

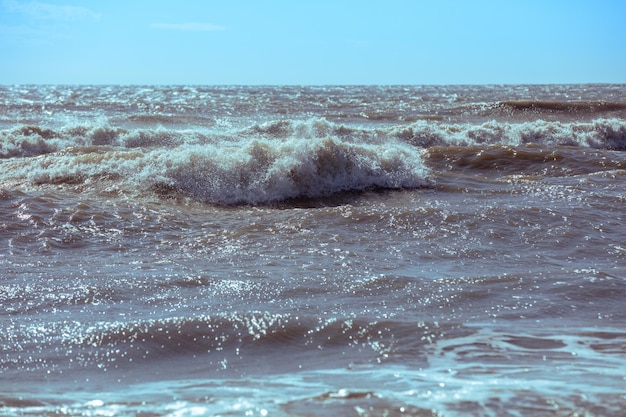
[1,0,624,85]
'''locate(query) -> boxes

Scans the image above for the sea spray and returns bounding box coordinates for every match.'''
[1,135,430,205]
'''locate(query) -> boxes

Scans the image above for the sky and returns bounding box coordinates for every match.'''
[1,0,625,85]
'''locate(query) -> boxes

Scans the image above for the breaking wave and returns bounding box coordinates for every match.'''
[2,117,625,204]
[391,118,626,150]
[0,134,430,205]
[2,117,626,160]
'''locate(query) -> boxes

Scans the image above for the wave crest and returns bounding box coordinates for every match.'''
[1,135,430,205]
[392,118,626,150]
[154,136,430,204]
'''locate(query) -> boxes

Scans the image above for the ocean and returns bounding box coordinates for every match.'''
[1,84,625,416]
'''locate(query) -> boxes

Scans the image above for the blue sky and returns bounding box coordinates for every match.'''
[1,0,625,84]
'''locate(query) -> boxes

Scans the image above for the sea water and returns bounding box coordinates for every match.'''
[1,85,626,416]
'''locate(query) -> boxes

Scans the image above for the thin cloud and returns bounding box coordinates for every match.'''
[0,24,72,44]
[151,22,226,32]
[3,0,101,21]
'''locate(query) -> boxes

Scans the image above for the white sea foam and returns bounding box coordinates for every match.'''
[2,117,625,161]
[0,135,430,205]
[3,116,626,204]
[391,118,626,149]
[157,137,430,204]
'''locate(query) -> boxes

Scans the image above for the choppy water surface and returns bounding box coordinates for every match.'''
[1,85,626,416]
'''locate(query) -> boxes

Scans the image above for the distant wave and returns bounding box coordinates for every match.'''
[2,117,626,159]
[391,118,626,150]
[496,100,626,114]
